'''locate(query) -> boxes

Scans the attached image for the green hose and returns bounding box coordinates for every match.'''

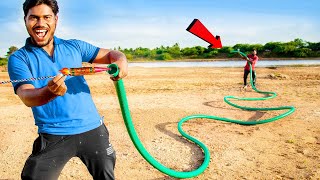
[107,54,295,178]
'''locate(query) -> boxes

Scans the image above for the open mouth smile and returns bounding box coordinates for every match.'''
[34,29,48,39]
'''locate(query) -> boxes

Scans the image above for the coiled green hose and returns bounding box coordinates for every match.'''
[107,52,295,178]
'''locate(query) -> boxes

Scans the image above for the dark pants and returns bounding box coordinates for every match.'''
[244,69,256,86]
[21,124,116,180]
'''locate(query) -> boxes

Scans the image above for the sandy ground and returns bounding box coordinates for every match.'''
[0,66,319,180]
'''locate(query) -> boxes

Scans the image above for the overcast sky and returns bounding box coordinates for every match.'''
[0,0,319,57]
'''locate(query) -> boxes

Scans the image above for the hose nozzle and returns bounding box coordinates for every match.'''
[107,64,119,77]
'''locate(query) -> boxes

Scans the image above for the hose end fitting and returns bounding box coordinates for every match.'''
[107,64,119,77]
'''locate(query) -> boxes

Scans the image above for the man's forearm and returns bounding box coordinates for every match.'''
[18,86,57,107]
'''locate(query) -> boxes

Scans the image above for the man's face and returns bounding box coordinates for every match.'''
[24,4,58,47]
[252,50,257,55]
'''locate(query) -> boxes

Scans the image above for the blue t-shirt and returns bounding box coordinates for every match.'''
[8,36,103,135]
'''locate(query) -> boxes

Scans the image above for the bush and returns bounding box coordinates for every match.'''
[203,50,218,58]
[156,53,172,60]
[124,53,133,60]
[0,58,8,66]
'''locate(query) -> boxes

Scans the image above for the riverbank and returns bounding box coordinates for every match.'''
[0,66,319,179]
[129,57,320,62]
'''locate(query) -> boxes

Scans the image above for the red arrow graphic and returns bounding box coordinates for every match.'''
[186,19,222,49]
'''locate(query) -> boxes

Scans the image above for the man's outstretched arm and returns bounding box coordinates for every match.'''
[16,74,67,107]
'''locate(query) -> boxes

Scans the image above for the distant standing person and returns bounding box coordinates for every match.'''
[243,49,259,89]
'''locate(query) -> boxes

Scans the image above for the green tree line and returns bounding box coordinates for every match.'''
[1,38,319,66]
[118,38,320,61]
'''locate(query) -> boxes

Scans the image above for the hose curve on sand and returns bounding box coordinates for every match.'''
[107,52,295,178]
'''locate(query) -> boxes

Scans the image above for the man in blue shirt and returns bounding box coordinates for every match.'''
[8,0,127,179]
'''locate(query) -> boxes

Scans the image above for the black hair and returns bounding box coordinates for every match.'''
[23,0,59,16]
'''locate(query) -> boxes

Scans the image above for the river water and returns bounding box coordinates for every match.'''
[129,60,320,68]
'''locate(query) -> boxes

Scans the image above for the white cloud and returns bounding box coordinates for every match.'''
[209,13,319,46]
[0,18,27,57]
